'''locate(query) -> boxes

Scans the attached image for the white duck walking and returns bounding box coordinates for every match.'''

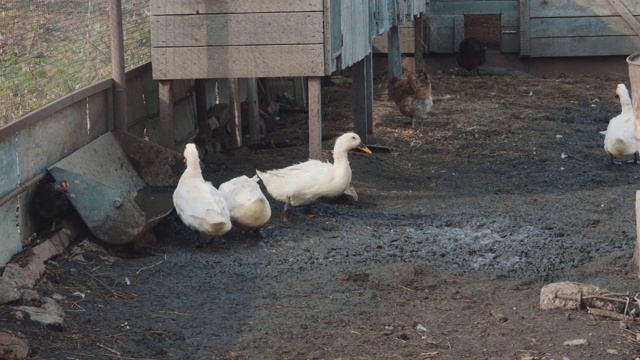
[601,83,637,164]
[256,132,371,221]
[219,175,271,229]
[173,143,232,236]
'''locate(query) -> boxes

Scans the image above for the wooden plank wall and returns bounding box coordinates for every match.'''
[0,83,110,266]
[0,63,194,266]
[429,0,519,53]
[525,0,640,57]
[150,0,326,79]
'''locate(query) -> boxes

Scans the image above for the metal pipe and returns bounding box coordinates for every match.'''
[0,173,47,208]
[109,0,128,132]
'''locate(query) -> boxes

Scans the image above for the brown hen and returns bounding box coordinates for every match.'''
[389,70,433,127]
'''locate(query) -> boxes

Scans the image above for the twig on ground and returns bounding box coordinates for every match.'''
[587,307,633,321]
[136,255,167,274]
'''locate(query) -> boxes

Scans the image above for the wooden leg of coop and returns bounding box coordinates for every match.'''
[414,14,425,72]
[294,77,308,110]
[195,79,208,128]
[158,80,175,150]
[387,25,402,98]
[353,55,373,143]
[365,53,373,135]
[228,78,242,149]
[628,53,640,274]
[634,190,640,274]
[247,78,261,144]
[308,77,322,160]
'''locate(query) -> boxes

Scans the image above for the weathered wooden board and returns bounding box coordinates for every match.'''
[531,16,640,37]
[530,35,640,57]
[430,1,519,26]
[151,0,323,15]
[16,93,108,183]
[126,64,159,136]
[429,15,456,53]
[0,136,20,199]
[152,45,325,79]
[151,13,323,47]
[372,25,415,53]
[520,0,531,56]
[0,197,21,266]
[502,26,520,53]
[529,0,640,18]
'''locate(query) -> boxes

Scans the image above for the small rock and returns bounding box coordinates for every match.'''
[490,309,508,323]
[607,349,619,355]
[0,278,20,305]
[0,329,30,359]
[13,297,65,328]
[51,293,65,301]
[20,290,39,303]
[10,311,24,322]
[563,338,588,346]
[540,282,612,311]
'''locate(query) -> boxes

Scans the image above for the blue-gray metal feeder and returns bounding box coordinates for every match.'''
[49,131,184,245]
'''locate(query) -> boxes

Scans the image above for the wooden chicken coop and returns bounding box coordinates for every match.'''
[149,0,427,157]
[427,0,640,56]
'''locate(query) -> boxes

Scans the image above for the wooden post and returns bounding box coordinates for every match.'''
[308,77,322,160]
[247,78,260,144]
[387,25,402,98]
[414,14,424,72]
[353,56,373,143]
[158,80,175,150]
[294,77,308,110]
[520,0,531,56]
[365,53,373,135]
[108,0,128,132]
[228,78,242,149]
[195,79,208,127]
[627,52,640,273]
[634,191,640,274]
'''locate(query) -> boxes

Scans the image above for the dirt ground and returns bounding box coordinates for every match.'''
[3,66,640,360]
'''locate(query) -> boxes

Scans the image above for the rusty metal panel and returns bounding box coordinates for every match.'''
[52,132,146,194]
[48,131,182,245]
[0,197,21,266]
[49,167,147,245]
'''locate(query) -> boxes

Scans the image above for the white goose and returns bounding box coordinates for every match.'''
[256,132,371,221]
[601,83,637,164]
[173,143,232,236]
[219,175,271,229]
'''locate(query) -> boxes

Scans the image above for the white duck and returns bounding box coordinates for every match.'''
[601,83,637,164]
[173,143,232,236]
[219,175,271,229]
[256,132,371,221]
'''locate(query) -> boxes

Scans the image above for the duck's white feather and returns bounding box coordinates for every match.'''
[603,84,636,159]
[219,175,271,228]
[256,132,369,209]
[173,144,231,236]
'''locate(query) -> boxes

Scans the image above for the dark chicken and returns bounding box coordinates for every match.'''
[30,176,71,233]
[388,70,433,128]
[457,37,486,74]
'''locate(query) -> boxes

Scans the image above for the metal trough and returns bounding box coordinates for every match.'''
[48,131,184,245]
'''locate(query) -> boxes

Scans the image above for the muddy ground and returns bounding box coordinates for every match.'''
[3,68,640,360]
